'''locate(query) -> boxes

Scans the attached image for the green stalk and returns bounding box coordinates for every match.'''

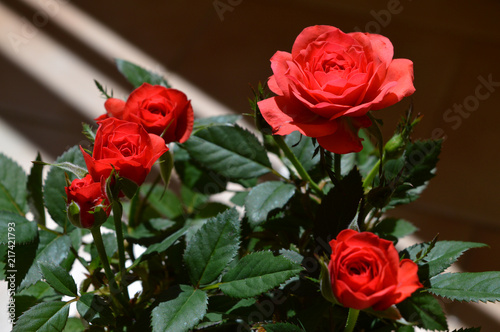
[201,282,222,291]
[273,135,322,196]
[112,200,129,300]
[344,308,360,332]
[362,159,380,190]
[90,226,130,313]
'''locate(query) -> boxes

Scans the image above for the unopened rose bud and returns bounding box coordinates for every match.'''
[67,201,81,228]
[384,133,405,160]
[65,174,111,228]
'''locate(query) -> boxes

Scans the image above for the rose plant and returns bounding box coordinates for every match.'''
[1,27,500,332]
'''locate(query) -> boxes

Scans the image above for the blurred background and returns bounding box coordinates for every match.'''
[1,0,499,329]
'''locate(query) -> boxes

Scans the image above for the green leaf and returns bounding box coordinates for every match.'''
[115,58,170,88]
[183,201,231,244]
[428,272,500,302]
[182,125,272,180]
[13,301,70,332]
[13,281,61,322]
[141,227,187,257]
[116,175,139,199]
[159,151,174,188]
[397,292,448,330]
[44,146,86,230]
[126,218,176,240]
[285,132,320,172]
[230,191,248,206]
[173,146,227,195]
[373,218,418,239]
[76,293,114,325]
[62,317,85,332]
[314,168,363,250]
[37,161,87,180]
[184,208,240,286]
[101,232,118,258]
[279,249,304,265]
[2,240,39,289]
[193,115,241,130]
[180,185,208,213]
[220,251,303,298]
[139,184,183,220]
[16,280,61,301]
[0,212,38,245]
[129,227,188,271]
[81,123,96,143]
[27,153,45,224]
[402,241,487,279]
[403,140,442,187]
[0,153,28,215]
[39,263,77,297]
[94,79,113,99]
[20,234,72,290]
[151,285,208,332]
[263,322,305,332]
[244,181,295,227]
[390,140,442,205]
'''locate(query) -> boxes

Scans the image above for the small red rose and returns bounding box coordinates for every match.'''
[65,174,110,228]
[98,83,194,144]
[258,25,415,154]
[81,117,169,186]
[328,229,422,310]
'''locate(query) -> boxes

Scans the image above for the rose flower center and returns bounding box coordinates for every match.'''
[347,261,370,277]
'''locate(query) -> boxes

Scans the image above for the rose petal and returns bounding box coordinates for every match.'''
[258,96,339,137]
[270,51,294,97]
[291,25,342,58]
[103,98,126,119]
[371,58,415,110]
[316,116,371,154]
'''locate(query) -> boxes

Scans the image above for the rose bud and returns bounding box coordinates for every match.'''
[81,117,169,187]
[97,83,194,144]
[65,174,110,228]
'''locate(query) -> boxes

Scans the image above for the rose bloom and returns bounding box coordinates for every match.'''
[81,117,169,186]
[258,25,415,154]
[328,229,422,310]
[97,83,194,144]
[65,174,110,228]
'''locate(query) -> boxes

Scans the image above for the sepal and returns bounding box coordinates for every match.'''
[318,255,338,305]
[66,201,81,228]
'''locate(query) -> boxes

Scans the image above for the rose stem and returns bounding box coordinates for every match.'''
[90,226,131,314]
[362,158,380,190]
[273,135,323,196]
[112,199,129,300]
[343,308,360,332]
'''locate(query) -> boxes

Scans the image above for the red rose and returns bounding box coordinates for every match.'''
[98,83,194,144]
[258,25,415,154]
[81,117,169,186]
[328,229,422,310]
[65,174,110,228]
